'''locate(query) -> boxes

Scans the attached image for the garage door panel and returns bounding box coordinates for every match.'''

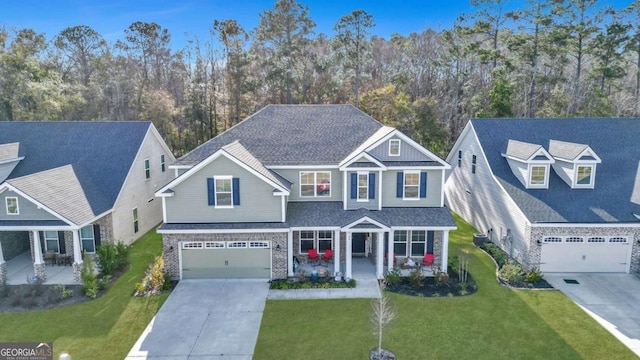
[540,242,629,273]
[182,246,271,279]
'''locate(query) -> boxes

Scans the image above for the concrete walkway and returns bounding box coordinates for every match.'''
[126,279,269,360]
[545,273,640,357]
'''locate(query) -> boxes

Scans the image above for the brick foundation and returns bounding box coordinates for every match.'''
[0,262,6,284]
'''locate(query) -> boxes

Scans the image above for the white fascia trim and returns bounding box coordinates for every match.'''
[445,122,472,163]
[391,226,458,231]
[290,226,342,231]
[148,123,177,163]
[158,228,290,234]
[0,225,77,231]
[531,222,640,228]
[342,216,390,231]
[386,166,446,170]
[0,156,24,166]
[0,183,76,227]
[156,191,175,198]
[169,165,194,169]
[222,149,290,194]
[339,152,386,171]
[268,165,339,169]
[367,129,451,169]
[77,209,114,229]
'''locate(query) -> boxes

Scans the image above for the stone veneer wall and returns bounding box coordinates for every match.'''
[527,225,640,273]
[0,231,30,260]
[0,262,5,284]
[163,232,288,280]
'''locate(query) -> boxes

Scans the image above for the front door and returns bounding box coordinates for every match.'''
[352,233,366,255]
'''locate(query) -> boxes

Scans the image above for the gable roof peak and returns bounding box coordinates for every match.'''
[548,139,592,161]
[505,139,547,161]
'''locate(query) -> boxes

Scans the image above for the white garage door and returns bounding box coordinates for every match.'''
[540,236,630,273]
[181,240,271,279]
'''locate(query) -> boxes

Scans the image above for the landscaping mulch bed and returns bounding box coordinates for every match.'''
[384,270,478,297]
[0,283,89,313]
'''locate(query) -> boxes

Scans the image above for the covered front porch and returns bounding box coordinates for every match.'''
[5,251,77,284]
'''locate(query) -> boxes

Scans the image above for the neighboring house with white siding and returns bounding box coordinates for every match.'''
[0,122,175,283]
[445,118,640,274]
[157,105,456,281]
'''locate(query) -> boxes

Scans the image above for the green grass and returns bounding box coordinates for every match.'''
[254,214,637,360]
[0,229,168,360]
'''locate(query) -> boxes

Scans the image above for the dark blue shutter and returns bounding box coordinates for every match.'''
[420,172,427,198]
[369,172,376,199]
[58,232,66,254]
[427,231,434,254]
[94,224,101,249]
[232,178,240,205]
[207,178,215,206]
[350,173,357,199]
[396,172,403,198]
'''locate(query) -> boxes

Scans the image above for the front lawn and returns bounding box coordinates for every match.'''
[0,229,168,360]
[254,214,637,360]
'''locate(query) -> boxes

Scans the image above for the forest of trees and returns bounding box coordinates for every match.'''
[2,0,640,158]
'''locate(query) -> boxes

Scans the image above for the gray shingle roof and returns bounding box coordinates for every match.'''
[0,143,20,162]
[221,141,291,190]
[548,139,589,160]
[0,121,152,217]
[471,118,640,223]
[505,140,543,161]
[175,105,384,166]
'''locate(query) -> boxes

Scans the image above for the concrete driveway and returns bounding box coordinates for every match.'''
[544,273,640,357]
[126,279,269,360]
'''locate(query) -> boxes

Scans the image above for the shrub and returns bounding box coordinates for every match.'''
[498,261,525,287]
[384,267,401,286]
[81,255,99,298]
[433,268,449,286]
[408,267,425,287]
[484,243,508,268]
[56,284,73,300]
[525,267,543,284]
[134,254,168,296]
[96,242,131,277]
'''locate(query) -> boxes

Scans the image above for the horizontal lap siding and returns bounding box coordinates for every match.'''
[382,169,443,207]
[275,168,342,202]
[166,156,282,223]
[0,192,59,221]
[368,136,434,161]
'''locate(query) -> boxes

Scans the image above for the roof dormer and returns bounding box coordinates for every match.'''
[502,140,555,189]
[0,142,24,183]
[548,140,601,189]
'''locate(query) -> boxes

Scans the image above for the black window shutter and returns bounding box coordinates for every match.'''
[207,178,215,206]
[368,172,376,199]
[58,231,66,254]
[396,172,403,198]
[427,231,434,254]
[94,224,102,248]
[420,172,428,198]
[350,173,357,199]
[233,178,240,205]
[39,231,45,252]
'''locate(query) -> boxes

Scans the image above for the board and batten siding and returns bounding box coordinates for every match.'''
[368,135,433,162]
[444,126,530,265]
[112,129,176,244]
[274,168,342,202]
[381,169,443,207]
[345,171,378,210]
[0,191,59,221]
[166,155,282,223]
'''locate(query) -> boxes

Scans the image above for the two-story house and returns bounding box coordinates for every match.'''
[157,105,456,280]
[0,121,175,283]
[445,118,640,274]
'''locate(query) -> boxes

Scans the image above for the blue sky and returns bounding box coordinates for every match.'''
[0,0,631,50]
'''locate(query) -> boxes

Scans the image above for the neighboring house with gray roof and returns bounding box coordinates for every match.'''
[157,104,456,281]
[0,121,175,283]
[445,118,640,274]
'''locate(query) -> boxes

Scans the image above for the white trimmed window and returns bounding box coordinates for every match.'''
[410,230,426,256]
[81,226,96,253]
[404,171,420,199]
[472,155,477,174]
[393,231,408,257]
[543,237,562,243]
[161,154,166,172]
[576,165,593,186]
[318,231,333,253]
[357,172,368,201]
[300,231,315,254]
[609,237,628,243]
[300,171,331,197]
[530,166,546,186]
[133,208,139,233]
[587,237,605,243]
[45,231,60,253]
[457,150,462,167]
[566,237,584,243]
[389,139,401,156]
[215,176,233,207]
[5,197,18,215]
[144,159,150,179]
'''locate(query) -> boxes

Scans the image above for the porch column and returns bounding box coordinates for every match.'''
[72,230,83,283]
[0,240,4,263]
[0,241,5,284]
[287,230,294,277]
[32,230,46,282]
[333,229,341,274]
[441,230,449,272]
[376,231,384,279]
[345,232,352,279]
[388,229,395,269]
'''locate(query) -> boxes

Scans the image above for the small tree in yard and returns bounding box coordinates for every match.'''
[135,254,170,296]
[371,286,396,360]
